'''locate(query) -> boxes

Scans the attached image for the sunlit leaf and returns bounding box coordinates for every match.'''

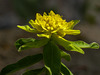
[60,50,71,61]
[65,30,81,35]
[17,25,38,33]
[15,38,49,52]
[37,33,51,38]
[52,34,84,54]
[45,65,52,75]
[70,20,80,29]
[90,42,99,49]
[70,41,99,49]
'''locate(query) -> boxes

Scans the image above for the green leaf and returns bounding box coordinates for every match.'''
[60,50,71,61]
[90,42,99,49]
[61,63,73,75]
[43,41,61,75]
[15,38,35,49]
[15,38,49,52]
[69,44,85,54]
[52,34,71,48]
[37,33,51,38]
[45,65,52,75]
[70,20,80,29]
[17,25,38,33]
[70,41,99,49]
[73,20,80,25]
[23,68,43,75]
[52,34,84,54]
[65,30,81,35]
[0,54,43,75]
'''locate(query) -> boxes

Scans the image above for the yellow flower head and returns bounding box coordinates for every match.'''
[18,10,80,38]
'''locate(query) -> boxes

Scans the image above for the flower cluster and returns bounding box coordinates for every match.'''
[18,10,80,38]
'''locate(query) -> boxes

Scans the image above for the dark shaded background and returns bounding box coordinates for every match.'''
[0,0,100,75]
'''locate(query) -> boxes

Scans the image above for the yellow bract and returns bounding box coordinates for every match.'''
[18,10,80,38]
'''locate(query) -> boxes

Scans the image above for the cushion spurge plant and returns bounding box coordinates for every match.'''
[0,10,99,75]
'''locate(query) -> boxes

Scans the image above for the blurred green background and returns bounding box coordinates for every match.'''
[0,0,100,75]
